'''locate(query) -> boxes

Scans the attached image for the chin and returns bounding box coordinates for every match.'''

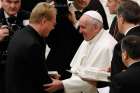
[9,12,17,16]
[84,38,90,41]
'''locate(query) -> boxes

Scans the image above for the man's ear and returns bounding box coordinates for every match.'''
[93,24,100,33]
[41,18,48,25]
[120,15,125,24]
[122,51,129,61]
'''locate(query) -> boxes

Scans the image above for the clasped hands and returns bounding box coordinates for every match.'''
[43,72,64,93]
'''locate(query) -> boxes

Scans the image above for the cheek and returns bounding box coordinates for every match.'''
[88,31,94,38]
[80,28,86,34]
[86,0,90,5]
[117,20,122,31]
[122,54,127,65]
[108,3,117,11]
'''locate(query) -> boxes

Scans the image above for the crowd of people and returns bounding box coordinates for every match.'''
[0,0,140,93]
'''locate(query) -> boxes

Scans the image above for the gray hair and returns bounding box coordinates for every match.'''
[89,17,103,29]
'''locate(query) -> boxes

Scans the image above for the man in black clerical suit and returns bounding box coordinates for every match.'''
[110,35,140,93]
[0,0,30,93]
[110,1,140,93]
[5,2,57,93]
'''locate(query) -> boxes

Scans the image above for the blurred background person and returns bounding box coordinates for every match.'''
[106,0,127,41]
[0,0,30,61]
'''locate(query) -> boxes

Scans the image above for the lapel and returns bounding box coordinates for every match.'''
[0,8,7,25]
[128,61,140,69]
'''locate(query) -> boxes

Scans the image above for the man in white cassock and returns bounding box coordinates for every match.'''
[43,10,117,93]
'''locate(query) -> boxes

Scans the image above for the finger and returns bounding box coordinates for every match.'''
[0,29,9,34]
[43,83,53,88]
[44,87,54,93]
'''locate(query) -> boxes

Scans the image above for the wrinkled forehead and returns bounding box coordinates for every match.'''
[79,15,91,25]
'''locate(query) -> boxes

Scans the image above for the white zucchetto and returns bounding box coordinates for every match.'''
[84,10,103,23]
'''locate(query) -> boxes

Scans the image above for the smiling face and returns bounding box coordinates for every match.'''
[45,11,56,35]
[117,14,125,34]
[106,0,118,14]
[79,15,100,41]
[2,0,21,16]
[41,9,56,37]
[29,2,57,38]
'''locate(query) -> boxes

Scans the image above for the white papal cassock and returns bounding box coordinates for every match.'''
[62,29,117,93]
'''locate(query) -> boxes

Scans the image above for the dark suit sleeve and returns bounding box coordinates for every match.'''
[111,42,127,76]
[22,44,52,93]
[110,74,124,93]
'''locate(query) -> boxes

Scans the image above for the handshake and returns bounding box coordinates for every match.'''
[48,71,61,79]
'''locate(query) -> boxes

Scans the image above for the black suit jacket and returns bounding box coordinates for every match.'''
[110,62,140,93]
[110,26,140,92]
[5,25,52,93]
[111,26,140,76]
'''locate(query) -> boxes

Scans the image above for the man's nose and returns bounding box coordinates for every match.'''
[10,3,16,8]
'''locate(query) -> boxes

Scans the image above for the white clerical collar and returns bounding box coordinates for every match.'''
[69,1,83,12]
[4,11,17,18]
[124,25,140,36]
[88,29,104,44]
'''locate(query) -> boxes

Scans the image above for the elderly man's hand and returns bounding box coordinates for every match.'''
[43,79,64,93]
